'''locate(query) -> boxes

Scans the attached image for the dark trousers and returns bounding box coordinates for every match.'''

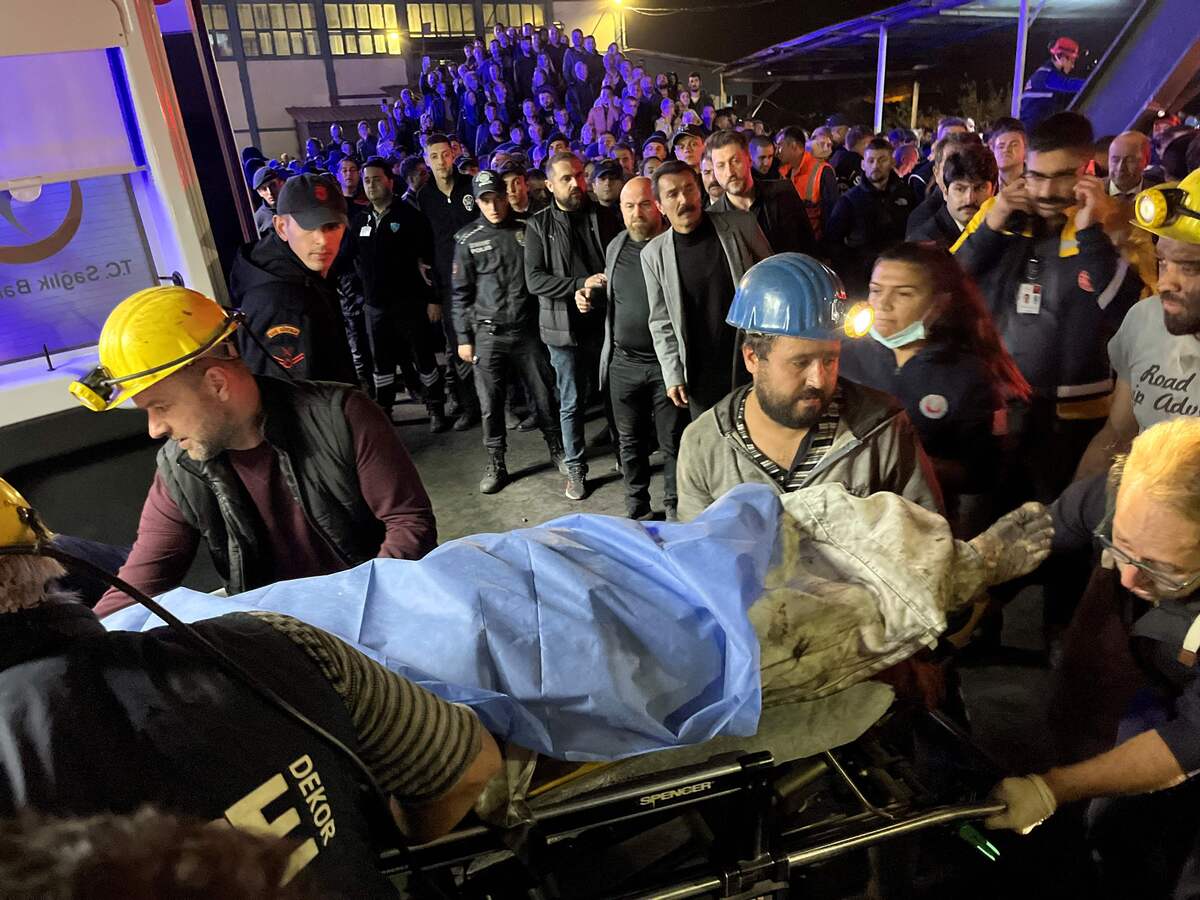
[441,293,480,413]
[364,304,444,411]
[608,346,687,512]
[339,292,372,388]
[472,327,560,452]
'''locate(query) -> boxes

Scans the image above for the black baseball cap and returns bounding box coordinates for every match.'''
[592,159,623,181]
[642,135,666,154]
[497,159,526,177]
[252,167,283,190]
[826,113,850,128]
[671,125,705,147]
[276,174,348,228]
[472,170,503,198]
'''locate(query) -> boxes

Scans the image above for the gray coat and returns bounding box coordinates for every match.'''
[640,210,772,389]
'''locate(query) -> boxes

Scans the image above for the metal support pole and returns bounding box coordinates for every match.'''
[1011,0,1030,116]
[910,80,920,129]
[874,24,888,133]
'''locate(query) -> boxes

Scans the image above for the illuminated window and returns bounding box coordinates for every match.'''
[326,4,404,55]
[201,4,235,58]
[237,3,320,57]
[481,3,545,29]
[407,3,476,38]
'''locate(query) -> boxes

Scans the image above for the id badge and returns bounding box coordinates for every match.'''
[359,225,372,237]
[1016,282,1042,315]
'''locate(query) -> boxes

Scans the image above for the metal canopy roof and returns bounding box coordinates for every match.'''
[720,0,1133,81]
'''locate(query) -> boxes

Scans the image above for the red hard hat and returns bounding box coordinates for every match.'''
[1050,37,1080,55]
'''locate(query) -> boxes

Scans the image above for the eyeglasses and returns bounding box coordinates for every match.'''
[1096,532,1200,595]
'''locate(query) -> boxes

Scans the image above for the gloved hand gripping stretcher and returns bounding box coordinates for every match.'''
[104,483,1050,895]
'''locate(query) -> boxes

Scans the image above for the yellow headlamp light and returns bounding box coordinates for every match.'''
[1133,170,1200,244]
[843,302,875,339]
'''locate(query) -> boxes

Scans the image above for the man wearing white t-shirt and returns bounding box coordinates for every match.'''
[1075,230,1200,479]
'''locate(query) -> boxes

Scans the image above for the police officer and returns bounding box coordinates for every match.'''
[342,158,448,431]
[417,133,483,431]
[452,171,565,493]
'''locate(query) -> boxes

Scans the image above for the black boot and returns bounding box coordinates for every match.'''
[479,450,508,494]
[428,403,449,434]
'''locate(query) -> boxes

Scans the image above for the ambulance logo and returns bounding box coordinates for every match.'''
[919,394,949,419]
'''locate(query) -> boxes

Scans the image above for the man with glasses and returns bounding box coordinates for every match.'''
[952,112,1143,502]
[1019,37,1088,132]
[989,417,1200,899]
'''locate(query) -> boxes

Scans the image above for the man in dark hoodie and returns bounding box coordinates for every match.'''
[229,174,357,384]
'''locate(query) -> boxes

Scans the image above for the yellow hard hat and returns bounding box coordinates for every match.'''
[69,286,239,412]
[1133,168,1200,244]
[0,477,43,549]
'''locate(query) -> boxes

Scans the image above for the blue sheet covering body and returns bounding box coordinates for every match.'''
[104,485,781,761]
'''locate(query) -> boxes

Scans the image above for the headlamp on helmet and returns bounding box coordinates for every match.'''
[1133,170,1200,244]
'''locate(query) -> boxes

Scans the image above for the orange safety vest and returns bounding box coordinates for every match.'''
[780,152,831,239]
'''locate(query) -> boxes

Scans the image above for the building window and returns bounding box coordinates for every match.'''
[237,3,321,57]
[201,4,235,58]
[407,3,476,39]
[481,3,545,29]
[326,3,404,55]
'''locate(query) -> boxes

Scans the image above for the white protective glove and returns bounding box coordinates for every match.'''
[984,774,1058,834]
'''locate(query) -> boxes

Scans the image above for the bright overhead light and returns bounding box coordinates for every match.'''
[387,30,400,40]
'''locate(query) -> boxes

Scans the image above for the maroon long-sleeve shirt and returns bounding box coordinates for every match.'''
[96,391,436,617]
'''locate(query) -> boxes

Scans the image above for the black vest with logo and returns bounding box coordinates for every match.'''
[156,376,385,595]
[0,602,395,896]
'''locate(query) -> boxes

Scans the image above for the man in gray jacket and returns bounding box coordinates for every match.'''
[676,253,941,521]
[641,160,773,417]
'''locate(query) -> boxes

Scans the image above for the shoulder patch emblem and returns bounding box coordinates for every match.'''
[918,394,949,420]
[266,325,301,338]
[515,228,525,246]
[463,194,476,212]
[390,221,400,232]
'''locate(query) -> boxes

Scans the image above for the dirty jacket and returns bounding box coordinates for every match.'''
[676,379,942,521]
[640,210,772,389]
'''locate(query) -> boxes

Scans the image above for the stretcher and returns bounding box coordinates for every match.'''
[382,683,1006,899]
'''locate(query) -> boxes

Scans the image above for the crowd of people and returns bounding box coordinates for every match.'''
[4,16,1200,897]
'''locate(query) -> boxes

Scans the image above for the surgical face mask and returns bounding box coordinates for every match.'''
[870,320,926,349]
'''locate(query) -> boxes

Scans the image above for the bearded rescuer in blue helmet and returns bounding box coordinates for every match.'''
[675,253,943,523]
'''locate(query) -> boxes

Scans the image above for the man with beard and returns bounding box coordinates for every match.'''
[952,112,1143,500]
[70,288,436,617]
[1074,169,1200,478]
[587,177,687,520]
[524,151,621,500]
[708,129,816,255]
[908,142,997,247]
[824,137,917,293]
[674,253,940,521]
[749,134,781,180]
[699,149,723,204]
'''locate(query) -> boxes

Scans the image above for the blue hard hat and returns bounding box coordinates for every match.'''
[727,253,859,340]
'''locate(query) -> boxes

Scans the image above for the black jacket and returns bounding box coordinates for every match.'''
[451,214,538,342]
[905,186,945,239]
[340,202,435,313]
[906,202,962,248]
[824,173,916,291]
[830,147,863,192]
[229,232,356,384]
[710,179,816,256]
[0,603,394,897]
[415,174,479,297]
[524,199,620,347]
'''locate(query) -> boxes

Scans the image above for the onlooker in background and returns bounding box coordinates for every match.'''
[643,134,669,162]
[807,126,835,163]
[355,119,377,159]
[613,141,637,177]
[642,155,664,177]
[416,133,483,431]
[452,171,565,494]
[824,137,917,293]
[988,117,1028,189]
[399,155,429,209]
[686,72,713,113]
[230,174,357,384]
[524,151,621,500]
[709,129,816,255]
[826,114,850,153]
[777,125,839,240]
[1019,36,1087,131]
[749,134,781,180]
[335,156,369,210]
[830,124,873,193]
[673,125,706,172]
[252,167,284,236]
[342,158,448,430]
[894,143,920,178]
[499,159,542,217]
[908,117,969,194]
[641,160,772,417]
[700,149,724,204]
[591,158,625,209]
[1106,131,1152,201]
[588,176,686,520]
[952,111,1142,501]
[905,132,983,238]
[908,142,997,247]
